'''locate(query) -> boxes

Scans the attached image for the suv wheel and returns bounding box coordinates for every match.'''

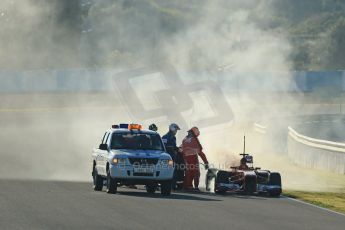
[106,169,117,194]
[93,168,103,191]
[146,183,157,194]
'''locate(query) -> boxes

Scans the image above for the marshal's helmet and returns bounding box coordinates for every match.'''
[190,126,200,137]
[169,123,180,134]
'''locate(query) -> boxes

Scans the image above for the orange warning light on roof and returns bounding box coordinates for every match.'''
[129,124,142,130]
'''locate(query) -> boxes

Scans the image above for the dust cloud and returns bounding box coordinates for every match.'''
[0,0,81,69]
[0,0,343,191]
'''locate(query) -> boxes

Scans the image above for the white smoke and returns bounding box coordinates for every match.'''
[1,0,344,192]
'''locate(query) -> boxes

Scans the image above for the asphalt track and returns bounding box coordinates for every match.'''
[0,180,344,230]
[1,94,345,230]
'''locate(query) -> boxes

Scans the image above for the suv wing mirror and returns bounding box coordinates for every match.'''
[99,143,108,151]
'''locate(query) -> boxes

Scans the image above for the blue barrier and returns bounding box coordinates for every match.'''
[0,69,344,93]
[305,71,343,92]
[0,69,114,93]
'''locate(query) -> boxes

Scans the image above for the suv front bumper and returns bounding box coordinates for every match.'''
[110,164,174,181]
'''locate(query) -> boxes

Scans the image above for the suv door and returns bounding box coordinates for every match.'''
[99,132,110,175]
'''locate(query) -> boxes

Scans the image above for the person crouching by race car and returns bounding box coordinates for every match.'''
[162,123,180,189]
[181,127,209,192]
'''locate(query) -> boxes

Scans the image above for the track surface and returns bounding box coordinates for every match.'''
[1,95,345,229]
[0,180,344,230]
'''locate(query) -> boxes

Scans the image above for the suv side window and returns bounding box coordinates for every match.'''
[104,132,111,144]
[101,132,107,144]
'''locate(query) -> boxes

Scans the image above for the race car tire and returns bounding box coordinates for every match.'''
[93,168,103,191]
[269,172,281,186]
[161,180,172,196]
[269,190,281,197]
[244,176,256,195]
[256,171,269,184]
[214,171,229,194]
[268,172,282,197]
[106,170,117,194]
[216,171,229,183]
[146,183,157,194]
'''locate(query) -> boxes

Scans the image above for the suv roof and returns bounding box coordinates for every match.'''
[110,128,158,135]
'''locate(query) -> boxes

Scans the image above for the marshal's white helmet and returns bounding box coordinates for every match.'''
[169,123,180,132]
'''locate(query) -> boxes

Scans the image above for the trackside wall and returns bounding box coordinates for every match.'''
[288,127,345,174]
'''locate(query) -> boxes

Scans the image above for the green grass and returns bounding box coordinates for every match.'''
[284,190,345,214]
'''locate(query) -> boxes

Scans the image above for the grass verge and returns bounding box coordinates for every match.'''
[284,190,345,214]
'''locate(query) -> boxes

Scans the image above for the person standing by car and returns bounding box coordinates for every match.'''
[162,123,180,161]
[181,127,209,191]
[162,123,180,189]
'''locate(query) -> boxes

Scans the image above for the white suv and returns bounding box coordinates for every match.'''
[91,124,174,196]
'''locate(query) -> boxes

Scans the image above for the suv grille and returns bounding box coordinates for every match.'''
[133,173,154,177]
[129,158,159,165]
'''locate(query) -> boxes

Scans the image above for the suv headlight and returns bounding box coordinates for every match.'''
[112,158,127,165]
[161,159,174,166]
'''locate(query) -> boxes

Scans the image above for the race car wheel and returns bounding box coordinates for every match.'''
[106,170,117,194]
[269,190,281,197]
[268,172,282,197]
[256,172,269,184]
[269,173,281,186]
[161,180,172,196]
[146,183,157,194]
[214,171,229,194]
[93,168,103,191]
[244,176,256,195]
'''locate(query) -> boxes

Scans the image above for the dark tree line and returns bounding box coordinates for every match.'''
[0,0,344,70]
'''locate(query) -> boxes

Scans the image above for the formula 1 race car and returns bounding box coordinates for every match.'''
[206,138,282,197]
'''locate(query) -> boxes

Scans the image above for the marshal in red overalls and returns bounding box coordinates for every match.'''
[181,127,209,190]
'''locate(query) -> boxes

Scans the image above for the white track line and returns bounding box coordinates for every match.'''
[282,196,345,217]
[300,119,345,124]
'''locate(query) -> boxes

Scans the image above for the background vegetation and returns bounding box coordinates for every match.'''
[0,0,344,70]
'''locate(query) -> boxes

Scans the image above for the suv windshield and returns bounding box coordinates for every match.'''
[110,132,165,151]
